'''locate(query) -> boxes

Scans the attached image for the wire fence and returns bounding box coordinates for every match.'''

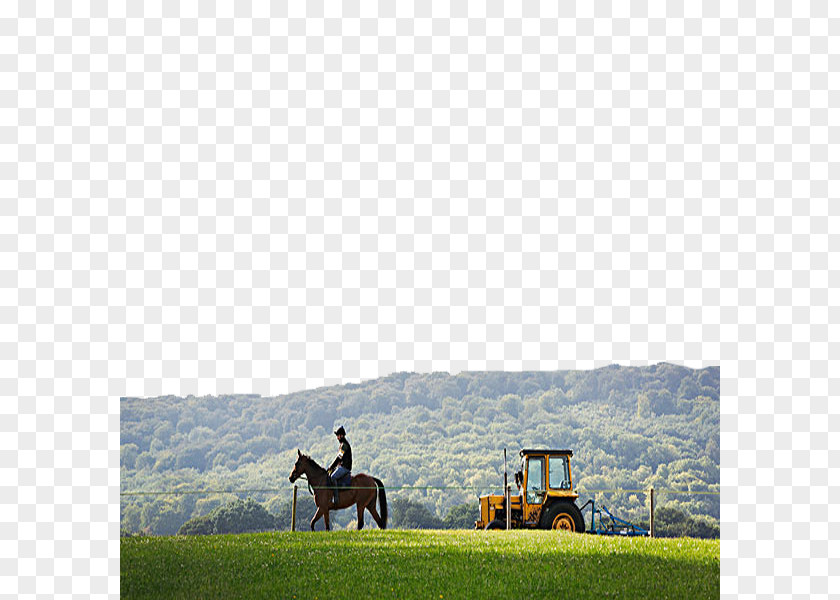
[578,488,720,496]
[120,485,489,497]
[120,485,720,497]
[120,482,720,537]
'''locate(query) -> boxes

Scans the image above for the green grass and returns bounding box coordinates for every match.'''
[121,529,719,599]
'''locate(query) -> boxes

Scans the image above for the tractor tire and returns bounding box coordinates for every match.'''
[484,519,506,530]
[540,502,585,533]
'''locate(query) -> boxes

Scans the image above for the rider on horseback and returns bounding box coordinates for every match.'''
[327,426,352,505]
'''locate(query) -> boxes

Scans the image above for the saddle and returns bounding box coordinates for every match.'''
[336,472,352,488]
[331,472,352,506]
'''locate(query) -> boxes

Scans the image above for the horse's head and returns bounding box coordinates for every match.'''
[289,449,306,483]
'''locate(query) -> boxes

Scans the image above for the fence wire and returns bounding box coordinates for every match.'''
[120,486,720,497]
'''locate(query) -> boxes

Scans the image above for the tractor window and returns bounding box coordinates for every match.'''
[526,456,545,504]
[549,456,571,490]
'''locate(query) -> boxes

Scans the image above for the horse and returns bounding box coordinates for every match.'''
[288,449,388,531]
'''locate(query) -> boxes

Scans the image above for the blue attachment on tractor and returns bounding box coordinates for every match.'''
[579,499,650,536]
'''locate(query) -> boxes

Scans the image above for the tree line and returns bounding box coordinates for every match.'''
[121,363,719,536]
[121,495,716,538]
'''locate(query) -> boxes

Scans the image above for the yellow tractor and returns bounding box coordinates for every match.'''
[475,449,585,532]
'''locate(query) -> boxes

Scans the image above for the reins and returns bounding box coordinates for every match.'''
[298,476,314,496]
[295,456,329,497]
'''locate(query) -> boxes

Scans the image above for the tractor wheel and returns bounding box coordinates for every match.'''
[484,519,506,530]
[540,502,585,533]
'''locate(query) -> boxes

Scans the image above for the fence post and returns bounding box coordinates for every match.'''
[291,485,298,532]
[649,488,654,538]
[505,485,511,530]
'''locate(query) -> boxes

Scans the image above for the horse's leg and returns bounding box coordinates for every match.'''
[366,494,384,529]
[356,501,365,530]
[323,508,331,531]
[310,506,323,531]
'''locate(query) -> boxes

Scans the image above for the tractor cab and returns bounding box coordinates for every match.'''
[476,448,584,532]
[519,449,579,525]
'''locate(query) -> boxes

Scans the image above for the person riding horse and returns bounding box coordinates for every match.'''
[289,448,387,531]
[327,426,352,504]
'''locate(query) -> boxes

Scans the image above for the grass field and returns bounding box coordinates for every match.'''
[121,529,719,599]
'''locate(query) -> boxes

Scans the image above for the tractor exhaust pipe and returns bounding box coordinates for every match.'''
[504,448,511,530]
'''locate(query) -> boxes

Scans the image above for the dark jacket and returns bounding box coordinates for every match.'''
[328,439,352,472]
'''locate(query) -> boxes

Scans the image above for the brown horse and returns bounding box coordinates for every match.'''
[288,449,388,531]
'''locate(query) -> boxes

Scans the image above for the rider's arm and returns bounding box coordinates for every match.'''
[327,447,343,472]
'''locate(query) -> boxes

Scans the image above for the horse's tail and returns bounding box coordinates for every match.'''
[372,477,388,529]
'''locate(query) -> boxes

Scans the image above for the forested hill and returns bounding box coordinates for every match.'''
[121,363,720,535]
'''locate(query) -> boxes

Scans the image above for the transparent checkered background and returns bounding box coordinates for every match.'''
[1,0,837,598]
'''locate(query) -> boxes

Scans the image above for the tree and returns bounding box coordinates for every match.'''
[443,503,477,529]
[569,375,598,403]
[178,498,279,535]
[539,389,567,413]
[153,422,175,444]
[654,506,719,539]
[499,394,523,419]
[698,368,718,389]
[636,392,652,418]
[121,444,139,469]
[677,378,700,401]
[268,495,312,532]
[404,377,430,406]
[152,451,176,473]
[135,451,154,470]
[704,436,720,464]
[649,389,677,415]
[178,513,215,535]
[175,444,210,471]
[390,498,443,529]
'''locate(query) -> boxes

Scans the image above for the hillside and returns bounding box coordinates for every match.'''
[120,363,719,534]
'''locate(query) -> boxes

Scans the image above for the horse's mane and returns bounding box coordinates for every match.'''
[301,453,327,475]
